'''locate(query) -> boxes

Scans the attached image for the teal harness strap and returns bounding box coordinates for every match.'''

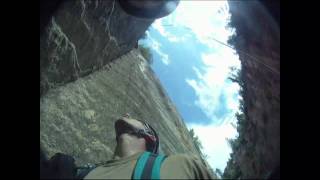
[151,154,166,179]
[133,152,151,179]
[132,152,167,180]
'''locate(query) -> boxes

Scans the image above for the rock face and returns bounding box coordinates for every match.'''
[40,0,154,97]
[225,0,280,178]
[40,49,204,166]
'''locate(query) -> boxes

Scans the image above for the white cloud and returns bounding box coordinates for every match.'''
[174,1,232,46]
[167,36,180,42]
[148,35,171,65]
[184,14,241,120]
[187,118,238,171]
[152,17,189,43]
[186,76,240,123]
[145,30,150,38]
[152,1,234,48]
[159,53,170,65]
[225,83,241,110]
[153,20,169,38]
[176,2,242,171]
[185,49,241,121]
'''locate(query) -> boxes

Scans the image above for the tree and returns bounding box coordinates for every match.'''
[227,33,237,47]
[138,45,153,64]
[228,67,243,88]
[215,168,223,178]
[140,27,151,41]
[224,66,247,179]
[140,31,148,40]
[189,128,195,138]
[223,157,242,179]
[189,128,205,157]
[189,128,203,151]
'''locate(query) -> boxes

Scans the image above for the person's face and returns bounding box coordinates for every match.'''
[115,117,146,140]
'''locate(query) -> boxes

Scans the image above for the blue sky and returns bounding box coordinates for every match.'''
[139,1,241,171]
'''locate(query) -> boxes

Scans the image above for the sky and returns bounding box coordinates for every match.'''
[139,1,241,171]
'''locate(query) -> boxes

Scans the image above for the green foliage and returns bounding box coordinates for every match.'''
[189,128,209,161]
[227,33,237,47]
[189,128,195,137]
[140,28,150,40]
[189,128,203,152]
[138,45,153,64]
[202,153,208,160]
[215,168,223,178]
[223,3,257,178]
[223,67,248,179]
[223,157,242,179]
[228,67,244,88]
[226,19,236,30]
[223,107,247,179]
[188,128,216,178]
[140,32,147,40]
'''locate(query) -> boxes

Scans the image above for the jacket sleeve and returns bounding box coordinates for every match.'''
[184,155,217,179]
[161,154,217,179]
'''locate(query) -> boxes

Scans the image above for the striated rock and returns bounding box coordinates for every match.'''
[40,0,154,97]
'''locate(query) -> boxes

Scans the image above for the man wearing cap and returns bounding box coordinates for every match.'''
[83,116,215,179]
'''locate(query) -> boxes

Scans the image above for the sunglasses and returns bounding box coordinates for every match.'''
[115,119,155,141]
[115,118,159,153]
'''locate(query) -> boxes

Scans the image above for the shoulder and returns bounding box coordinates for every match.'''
[165,154,203,166]
[161,154,202,175]
[161,154,215,179]
[160,154,196,179]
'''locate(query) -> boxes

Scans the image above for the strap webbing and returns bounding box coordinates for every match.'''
[141,153,157,179]
[133,152,151,179]
[132,152,167,180]
[151,154,166,179]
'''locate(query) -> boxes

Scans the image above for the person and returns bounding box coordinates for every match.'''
[83,116,215,179]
